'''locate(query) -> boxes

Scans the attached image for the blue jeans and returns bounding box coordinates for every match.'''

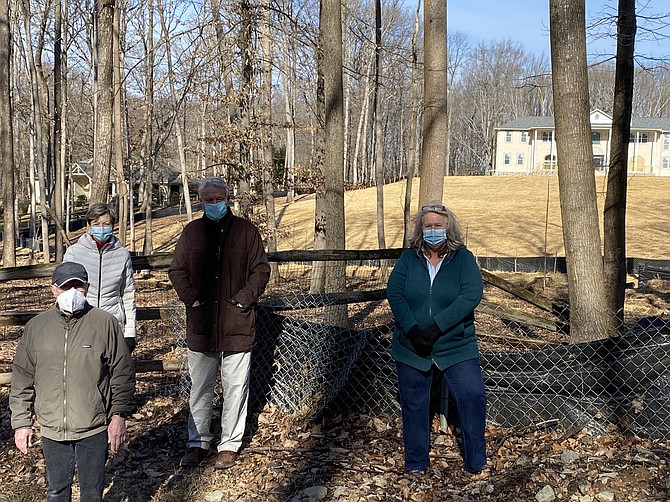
[42,431,108,502]
[396,358,487,473]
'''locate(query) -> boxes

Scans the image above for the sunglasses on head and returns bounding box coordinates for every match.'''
[421,204,447,213]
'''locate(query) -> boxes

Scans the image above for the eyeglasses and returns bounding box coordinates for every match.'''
[421,204,447,213]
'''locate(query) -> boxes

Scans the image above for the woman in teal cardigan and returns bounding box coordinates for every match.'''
[386,202,487,475]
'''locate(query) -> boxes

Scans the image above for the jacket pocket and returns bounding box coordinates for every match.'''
[224,302,254,335]
[186,303,211,336]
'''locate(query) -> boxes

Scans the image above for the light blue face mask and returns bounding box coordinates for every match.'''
[91,226,113,243]
[423,228,447,248]
[204,201,228,222]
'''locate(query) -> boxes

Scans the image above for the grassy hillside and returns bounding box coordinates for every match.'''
[274,175,670,259]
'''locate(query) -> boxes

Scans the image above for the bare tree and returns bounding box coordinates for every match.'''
[260,0,277,272]
[142,0,155,256]
[418,0,447,205]
[19,0,50,262]
[372,0,385,249]
[113,0,128,244]
[90,0,115,205]
[403,0,421,247]
[603,0,636,325]
[157,0,193,222]
[550,0,612,342]
[0,0,16,267]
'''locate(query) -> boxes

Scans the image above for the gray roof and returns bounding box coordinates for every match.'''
[498,116,670,131]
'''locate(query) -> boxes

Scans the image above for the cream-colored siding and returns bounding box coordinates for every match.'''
[493,110,670,176]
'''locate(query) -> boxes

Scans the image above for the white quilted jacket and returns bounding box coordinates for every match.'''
[63,233,137,338]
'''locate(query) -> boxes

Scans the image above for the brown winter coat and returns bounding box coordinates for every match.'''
[168,210,271,352]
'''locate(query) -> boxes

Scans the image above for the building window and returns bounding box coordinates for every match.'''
[504,154,511,165]
[520,132,528,143]
[593,155,605,170]
[640,133,648,143]
[516,154,524,165]
[662,157,670,169]
[592,132,601,144]
[505,132,512,142]
[630,132,650,143]
[542,131,553,143]
[664,134,670,150]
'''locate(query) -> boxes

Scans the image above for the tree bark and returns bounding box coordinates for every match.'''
[142,0,155,256]
[550,0,612,342]
[91,0,115,205]
[604,0,636,325]
[403,0,421,247]
[53,0,64,260]
[0,0,16,267]
[260,0,277,277]
[114,0,128,245]
[373,0,385,250]
[419,0,447,206]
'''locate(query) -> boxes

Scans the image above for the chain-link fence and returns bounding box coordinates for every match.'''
[2,253,669,440]
[157,253,670,439]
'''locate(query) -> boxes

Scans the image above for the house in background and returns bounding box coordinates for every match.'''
[493,110,670,176]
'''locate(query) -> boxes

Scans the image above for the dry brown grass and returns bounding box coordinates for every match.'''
[275,175,670,259]
[11,174,666,265]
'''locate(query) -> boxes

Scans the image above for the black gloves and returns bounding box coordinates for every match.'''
[125,337,136,353]
[405,322,442,357]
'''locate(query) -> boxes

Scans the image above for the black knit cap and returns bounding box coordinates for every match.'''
[52,262,88,287]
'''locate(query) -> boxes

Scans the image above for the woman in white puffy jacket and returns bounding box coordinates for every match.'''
[63,203,137,353]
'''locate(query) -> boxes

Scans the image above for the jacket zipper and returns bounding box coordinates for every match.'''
[96,248,103,307]
[63,321,69,440]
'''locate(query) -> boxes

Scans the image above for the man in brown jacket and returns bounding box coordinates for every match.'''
[168,177,271,469]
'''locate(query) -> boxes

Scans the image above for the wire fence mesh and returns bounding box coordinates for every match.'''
[158,256,670,439]
[1,254,669,440]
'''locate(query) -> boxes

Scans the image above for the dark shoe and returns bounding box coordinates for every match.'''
[214,450,238,469]
[180,447,209,468]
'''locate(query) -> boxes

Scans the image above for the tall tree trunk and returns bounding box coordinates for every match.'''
[53,0,64,260]
[61,0,70,234]
[261,1,277,275]
[114,0,128,244]
[550,0,612,342]
[0,0,16,266]
[281,32,296,203]
[157,0,192,222]
[142,0,154,255]
[91,0,115,204]
[604,0,636,326]
[419,0,447,206]
[20,0,50,262]
[403,0,421,247]
[373,0,385,249]
[318,0,347,326]
[237,0,253,219]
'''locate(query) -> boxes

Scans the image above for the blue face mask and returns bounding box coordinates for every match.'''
[204,201,228,222]
[423,228,447,249]
[91,226,113,243]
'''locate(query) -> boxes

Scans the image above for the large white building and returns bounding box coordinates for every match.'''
[493,110,670,176]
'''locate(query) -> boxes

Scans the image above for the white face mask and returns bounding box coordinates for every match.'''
[57,288,87,315]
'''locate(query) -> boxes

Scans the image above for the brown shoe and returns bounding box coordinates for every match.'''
[214,450,238,469]
[180,447,209,468]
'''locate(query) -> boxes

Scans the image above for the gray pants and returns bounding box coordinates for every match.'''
[186,349,251,453]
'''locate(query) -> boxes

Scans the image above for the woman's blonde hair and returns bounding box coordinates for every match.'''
[409,200,464,257]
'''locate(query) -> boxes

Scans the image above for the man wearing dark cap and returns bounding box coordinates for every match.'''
[9,262,135,502]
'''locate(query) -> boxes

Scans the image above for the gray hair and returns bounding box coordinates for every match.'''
[409,200,464,256]
[198,177,230,198]
[86,203,117,225]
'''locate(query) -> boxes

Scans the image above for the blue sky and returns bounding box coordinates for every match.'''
[448,0,669,62]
